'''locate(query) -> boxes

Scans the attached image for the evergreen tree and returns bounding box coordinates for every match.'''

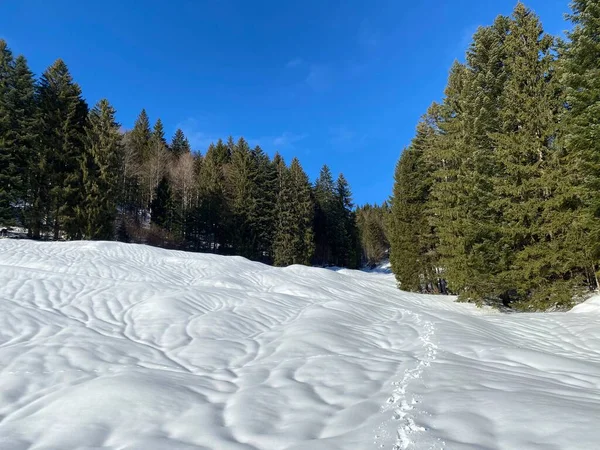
[36,59,88,239]
[428,17,511,301]
[171,128,191,156]
[561,0,600,292]
[490,3,567,307]
[152,118,167,147]
[151,175,174,230]
[142,118,168,207]
[213,138,231,165]
[0,43,35,228]
[170,150,197,242]
[115,110,148,229]
[334,173,360,268]
[313,165,336,265]
[198,142,230,252]
[9,56,37,230]
[251,145,278,261]
[0,40,16,225]
[226,137,256,258]
[273,157,314,266]
[78,99,121,240]
[130,109,151,165]
[390,119,438,292]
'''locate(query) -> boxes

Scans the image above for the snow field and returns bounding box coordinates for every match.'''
[0,240,599,449]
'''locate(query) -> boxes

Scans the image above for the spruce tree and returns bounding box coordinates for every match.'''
[130,109,151,165]
[78,99,121,240]
[391,111,440,292]
[251,145,277,261]
[9,56,37,230]
[226,137,257,258]
[489,3,568,308]
[334,173,360,268]
[273,157,314,266]
[142,118,168,207]
[171,128,191,156]
[36,59,88,239]
[313,165,336,265]
[121,109,151,221]
[561,0,600,292]
[151,175,174,230]
[0,40,16,225]
[428,17,511,301]
[198,142,230,252]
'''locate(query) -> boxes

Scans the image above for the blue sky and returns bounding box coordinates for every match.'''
[1,0,571,205]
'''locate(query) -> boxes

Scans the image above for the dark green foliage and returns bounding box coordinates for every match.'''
[10,56,37,229]
[388,2,600,310]
[313,165,336,265]
[389,114,439,292]
[198,142,230,252]
[78,99,121,240]
[560,0,600,292]
[170,128,191,156]
[36,59,88,239]
[0,38,377,274]
[312,166,361,268]
[151,176,175,230]
[226,137,257,258]
[0,40,16,225]
[250,145,278,262]
[274,158,314,266]
[130,109,151,165]
[0,43,37,227]
[334,173,361,269]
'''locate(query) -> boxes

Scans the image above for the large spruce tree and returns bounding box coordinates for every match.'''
[78,99,121,240]
[9,56,37,230]
[251,145,278,262]
[313,165,336,265]
[390,114,438,292]
[0,40,16,225]
[226,137,257,258]
[274,157,314,266]
[171,128,191,156]
[36,59,88,239]
[489,3,568,308]
[561,0,600,292]
[198,141,230,252]
[334,173,361,269]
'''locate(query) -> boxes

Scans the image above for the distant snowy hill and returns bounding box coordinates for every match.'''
[0,240,599,449]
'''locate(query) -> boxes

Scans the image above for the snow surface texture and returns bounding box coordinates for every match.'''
[0,241,599,450]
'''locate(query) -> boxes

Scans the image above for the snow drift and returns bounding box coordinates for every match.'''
[0,240,598,449]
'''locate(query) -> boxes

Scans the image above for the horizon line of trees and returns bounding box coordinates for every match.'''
[388,1,600,311]
[0,39,363,268]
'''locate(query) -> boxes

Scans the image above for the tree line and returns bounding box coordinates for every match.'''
[0,39,361,268]
[388,1,600,310]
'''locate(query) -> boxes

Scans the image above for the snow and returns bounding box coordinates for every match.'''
[0,240,599,450]
[571,294,600,314]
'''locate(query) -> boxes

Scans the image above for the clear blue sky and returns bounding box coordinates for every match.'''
[0,0,570,205]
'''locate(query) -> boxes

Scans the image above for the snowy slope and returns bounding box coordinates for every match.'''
[0,241,599,450]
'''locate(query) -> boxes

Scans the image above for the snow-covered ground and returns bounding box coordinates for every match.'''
[0,241,599,450]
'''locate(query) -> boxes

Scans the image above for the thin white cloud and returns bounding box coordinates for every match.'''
[329,126,367,150]
[305,64,331,92]
[273,132,308,147]
[286,57,304,68]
